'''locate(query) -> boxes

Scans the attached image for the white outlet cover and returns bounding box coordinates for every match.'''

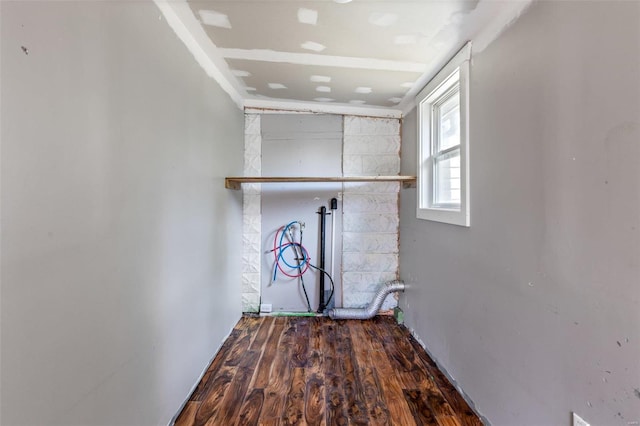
[260,303,273,313]
[573,412,590,426]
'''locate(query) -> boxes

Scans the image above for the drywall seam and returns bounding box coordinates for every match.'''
[153,0,244,109]
[406,326,491,426]
[245,100,402,119]
[398,0,534,116]
[218,48,427,73]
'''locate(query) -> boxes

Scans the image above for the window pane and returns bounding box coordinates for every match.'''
[438,90,460,152]
[433,149,460,206]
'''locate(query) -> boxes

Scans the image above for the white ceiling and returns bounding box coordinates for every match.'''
[156,0,532,117]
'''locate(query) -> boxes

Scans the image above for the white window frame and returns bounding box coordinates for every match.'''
[416,43,471,227]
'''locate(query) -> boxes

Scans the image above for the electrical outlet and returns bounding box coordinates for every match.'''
[572,412,590,426]
[260,303,272,313]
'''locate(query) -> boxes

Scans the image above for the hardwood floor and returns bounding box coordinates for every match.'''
[175,316,482,426]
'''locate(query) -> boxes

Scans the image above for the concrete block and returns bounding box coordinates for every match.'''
[343,182,400,193]
[342,193,398,214]
[343,135,400,155]
[361,155,401,175]
[342,213,399,233]
[342,233,398,253]
[342,252,399,273]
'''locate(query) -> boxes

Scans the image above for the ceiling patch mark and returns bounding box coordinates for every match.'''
[245,87,257,91]
[349,100,366,105]
[218,48,427,73]
[232,69,251,77]
[316,86,331,93]
[394,35,417,45]
[355,87,372,94]
[198,10,231,29]
[369,12,398,27]
[401,82,414,88]
[268,83,287,89]
[388,97,402,103]
[298,8,318,25]
[153,1,243,109]
[301,41,326,52]
[333,0,353,3]
[314,98,335,102]
[310,75,331,83]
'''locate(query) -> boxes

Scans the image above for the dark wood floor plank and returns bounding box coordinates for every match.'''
[283,367,306,425]
[322,321,349,426]
[206,365,254,425]
[349,321,391,425]
[336,322,369,425]
[176,315,482,426]
[291,318,310,368]
[382,317,463,426]
[174,402,199,426]
[250,315,275,351]
[406,333,482,426]
[194,366,235,425]
[404,390,439,425]
[224,317,261,367]
[237,388,265,426]
[261,319,295,422]
[250,318,286,390]
[305,317,326,426]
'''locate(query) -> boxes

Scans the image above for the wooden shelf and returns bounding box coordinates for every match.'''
[225,175,417,190]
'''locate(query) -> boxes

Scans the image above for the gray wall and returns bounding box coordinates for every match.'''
[399,2,640,425]
[1,2,244,425]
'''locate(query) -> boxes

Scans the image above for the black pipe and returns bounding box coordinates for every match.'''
[317,206,327,313]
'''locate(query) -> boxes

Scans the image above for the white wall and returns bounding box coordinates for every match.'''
[400,1,640,425]
[260,114,343,312]
[1,2,244,425]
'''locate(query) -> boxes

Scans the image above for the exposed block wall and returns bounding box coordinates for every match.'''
[241,114,261,312]
[342,117,400,309]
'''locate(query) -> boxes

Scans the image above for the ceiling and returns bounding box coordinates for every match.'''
[156,0,531,117]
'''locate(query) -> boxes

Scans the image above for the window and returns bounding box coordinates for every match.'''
[417,43,470,226]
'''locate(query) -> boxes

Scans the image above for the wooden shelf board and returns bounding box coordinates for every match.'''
[225,176,416,190]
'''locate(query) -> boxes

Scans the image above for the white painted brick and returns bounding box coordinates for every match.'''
[343,182,400,193]
[343,292,398,310]
[242,293,261,313]
[242,273,261,294]
[342,252,398,272]
[343,135,400,155]
[243,214,261,235]
[342,272,398,291]
[344,116,400,136]
[342,213,399,233]
[242,253,261,273]
[245,114,261,135]
[242,232,261,254]
[242,183,261,195]
[343,233,398,253]
[342,155,363,176]
[342,193,398,214]
[361,155,400,175]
